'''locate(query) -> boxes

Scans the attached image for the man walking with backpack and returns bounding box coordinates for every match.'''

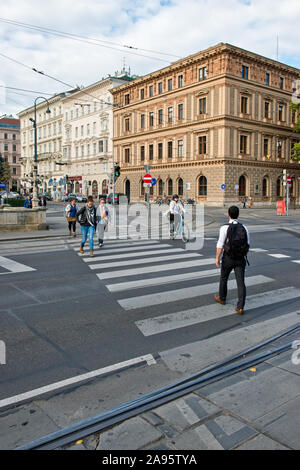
[214,206,250,314]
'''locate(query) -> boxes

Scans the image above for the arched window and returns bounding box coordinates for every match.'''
[158,179,163,196]
[168,179,173,196]
[178,178,183,196]
[75,181,80,194]
[276,177,281,197]
[101,179,108,194]
[239,175,246,197]
[198,175,207,196]
[92,180,98,197]
[262,177,268,197]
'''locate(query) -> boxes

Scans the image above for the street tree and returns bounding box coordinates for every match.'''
[0,155,11,185]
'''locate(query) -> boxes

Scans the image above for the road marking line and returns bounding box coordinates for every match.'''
[0,354,156,410]
[118,275,273,310]
[249,248,268,252]
[0,256,36,275]
[89,250,199,270]
[86,248,185,263]
[106,268,220,292]
[268,254,290,259]
[136,287,300,336]
[292,260,300,264]
[97,257,215,280]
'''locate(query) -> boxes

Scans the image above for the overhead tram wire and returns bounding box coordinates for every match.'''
[0,85,53,96]
[0,51,201,127]
[0,17,179,63]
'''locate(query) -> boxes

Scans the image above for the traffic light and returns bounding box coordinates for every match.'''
[114,165,120,179]
[283,169,287,185]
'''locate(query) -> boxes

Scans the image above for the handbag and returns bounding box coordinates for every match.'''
[67,217,77,222]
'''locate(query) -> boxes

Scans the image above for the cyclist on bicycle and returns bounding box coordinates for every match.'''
[169,194,185,239]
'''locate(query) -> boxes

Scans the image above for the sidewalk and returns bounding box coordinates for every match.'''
[68,341,300,451]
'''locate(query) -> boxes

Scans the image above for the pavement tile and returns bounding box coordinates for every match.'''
[96,416,163,450]
[235,434,289,450]
[153,393,220,431]
[169,414,257,450]
[0,403,59,450]
[253,396,300,450]
[199,363,300,421]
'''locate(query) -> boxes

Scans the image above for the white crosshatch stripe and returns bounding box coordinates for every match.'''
[118,275,273,310]
[89,251,202,271]
[95,255,209,279]
[268,254,291,259]
[135,287,300,336]
[85,248,188,263]
[106,268,220,292]
[0,256,36,274]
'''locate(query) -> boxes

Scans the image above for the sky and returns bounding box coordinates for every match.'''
[0,0,299,117]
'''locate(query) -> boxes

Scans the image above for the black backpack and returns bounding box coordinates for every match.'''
[223,223,249,260]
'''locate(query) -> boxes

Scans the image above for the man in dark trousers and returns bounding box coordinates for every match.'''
[214,206,250,314]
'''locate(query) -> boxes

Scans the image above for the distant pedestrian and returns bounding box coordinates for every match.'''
[242,195,247,208]
[24,195,32,209]
[77,196,97,257]
[214,206,250,315]
[65,198,78,237]
[96,198,109,247]
[38,196,47,207]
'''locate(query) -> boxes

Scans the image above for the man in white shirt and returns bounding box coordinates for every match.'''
[214,206,250,314]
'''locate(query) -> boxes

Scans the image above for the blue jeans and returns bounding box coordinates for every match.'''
[80,225,95,250]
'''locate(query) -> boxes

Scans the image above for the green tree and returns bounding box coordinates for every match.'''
[0,155,11,185]
[290,78,300,161]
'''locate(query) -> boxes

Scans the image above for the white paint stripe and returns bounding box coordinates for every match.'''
[159,311,300,374]
[97,257,215,280]
[136,287,300,336]
[85,248,185,263]
[249,248,268,252]
[69,239,160,247]
[0,256,36,274]
[107,268,220,292]
[77,242,170,255]
[0,354,156,410]
[268,254,290,259]
[0,246,68,256]
[89,250,198,270]
[292,260,300,264]
[118,275,273,310]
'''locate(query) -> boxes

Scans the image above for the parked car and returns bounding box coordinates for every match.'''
[98,194,107,202]
[0,191,24,199]
[38,193,52,201]
[62,193,87,203]
[106,193,127,204]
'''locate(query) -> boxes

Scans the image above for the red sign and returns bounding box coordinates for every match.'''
[143,173,152,183]
[287,176,292,184]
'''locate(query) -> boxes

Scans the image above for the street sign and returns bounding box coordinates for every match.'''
[234,184,239,190]
[287,176,292,185]
[143,173,152,183]
[143,183,152,187]
[151,178,157,186]
[221,184,226,190]
[185,183,191,190]
[0,183,6,189]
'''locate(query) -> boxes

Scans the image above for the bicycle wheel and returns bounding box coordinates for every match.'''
[181,223,190,243]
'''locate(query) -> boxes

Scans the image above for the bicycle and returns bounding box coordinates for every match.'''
[169,213,190,243]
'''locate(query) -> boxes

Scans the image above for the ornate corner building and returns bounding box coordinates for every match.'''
[111,42,300,206]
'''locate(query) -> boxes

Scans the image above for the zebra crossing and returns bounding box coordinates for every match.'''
[68,237,300,344]
[0,238,69,256]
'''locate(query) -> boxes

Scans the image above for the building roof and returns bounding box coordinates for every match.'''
[0,116,20,129]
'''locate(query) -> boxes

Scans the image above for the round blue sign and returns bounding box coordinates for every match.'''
[151,178,157,186]
[221,184,226,190]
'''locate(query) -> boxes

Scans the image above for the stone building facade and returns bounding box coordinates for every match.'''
[19,94,66,196]
[111,43,300,206]
[18,73,134,198]
[0,115,21,191]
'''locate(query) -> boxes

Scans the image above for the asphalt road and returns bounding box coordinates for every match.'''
[0,207,299,448]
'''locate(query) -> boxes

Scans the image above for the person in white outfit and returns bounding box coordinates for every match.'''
[169,194,185,239]
[96,198,109,247]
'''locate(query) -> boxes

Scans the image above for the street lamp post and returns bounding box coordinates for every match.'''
[29,97,51,208]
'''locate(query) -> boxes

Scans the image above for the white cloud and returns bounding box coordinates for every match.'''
[0,0,299,116]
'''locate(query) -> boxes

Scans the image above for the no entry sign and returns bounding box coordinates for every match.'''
[143,173,152,183]
[287,176,292,185]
